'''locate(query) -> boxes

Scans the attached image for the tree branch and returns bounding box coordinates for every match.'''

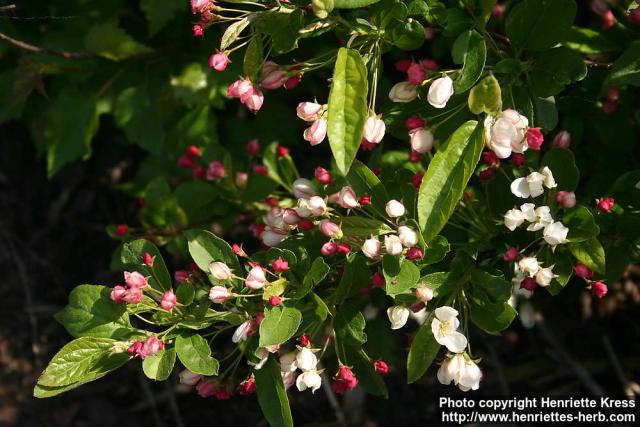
[0,31,97,59]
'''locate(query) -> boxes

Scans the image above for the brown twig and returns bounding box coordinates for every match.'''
[0,31,97,59]
[584,59,613,70]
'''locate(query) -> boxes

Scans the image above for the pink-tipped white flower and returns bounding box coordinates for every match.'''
[191,0,209,14]
[297,102,323,122]
[319,220,342,239]
[397,226,418,247]
[535,267,556,287]
[296,347,318,371]
[552,130,571,149]
[227,79,253,98]
[389,82,418,103]
[307,196,327,216]
[409,127,434,153]
[260,61,285,90]
[384,235,404,256]
[160,290,177,311]
[260,228,287,247]
[282,208,300,225]
[209,52,229,71]
[304,118,328,146]
[292,178,316,199]
[179,369,203,386]
[296,370,322,393]
[543,222,569,245]
[415,285,434,303]
[484,109,529,159]
[206,161,226,181]
[124,271,148,288]
[387,305,411,329]
[232,319,255,343]
[363,114,386,144]
[241,86,264,112]
[338,186,359,209]
[556,191,576,209]
[437,353,481,392]
[361,237,381,259]
[209,261,232,280]
[504,208,526,231]
[385,200,405,218]
[245,266,267,289]
[431,306,468,353]
[427,76,454,109]
[209,286,232,303]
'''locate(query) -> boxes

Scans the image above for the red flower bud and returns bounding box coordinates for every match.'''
[246,139,261,156]
[597,197,615,213]
[284,75,302,89]
[174,270,190,282]
[482,151,499,167]
[142,252,154,267]
[186,145,202,157]
[321,242,337,256]
[591,281,608,299]
[520,277,537,291]
[268,295,282,306]
[406,247,424,260]
[374,359,389,374]
[271,257,289,272]
[394,59,412,73]
[371,271,385,288]
[336,243,352,255]
[276,145,290,157]
[192,165,206,180]
[192,24,204,37]
[409,151,422,163]
[299,334,311,347]
[503,247,519,263]
[314,166,332,185]
[478,168,495,180]
[359,195,371,205]
[405,116,426,131]
[411,172,424,189]
[298,219,315,231]
[252,164,268,175]
[511,153,525,167]
[115,224,129,236]
[239,377,256,396]
[178,155,195,168]
[602,99,618,114]
[575,263,594,279]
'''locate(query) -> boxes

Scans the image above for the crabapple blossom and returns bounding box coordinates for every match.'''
[232,319,255,343]
[296,370,322,393]
[510,168,557,198]
[409,127,434,153]
[271,257,289,272]
[525,205,553,232]
[543,221,569,245]
[124,271,148,288]
[319,220,342,239]
[484,109,529,159]
[385,200,405,217]
[209,286,231,303]
[240,86,264,112]
[518,257,540,276]
[398,225,418,247]
[307,196,327,216]
[575,263,594,279]
[296,347,318,371]
[245,266,267,289]
[338,186,359,209]
[504,208,526,231]
[160,290,177,311]
[292,178,315,199]
[321,242,337,256]
[179,369,203,386]
[304,118,328,145]
[591,281,608,298]
[361,237,381,259]
[427,76,454,109]
[296,102,323,122]
[209,52,229,71]
[384,234,403,256]
[363,114,386,144]
[140,336,164,359]
[282,208,300,225]
[332,366,358,394]
[552,130,572,148]
[431,306,468,353]
[280,352,298,372]
[387,305,411,329]
[260,61,285,90]
[415,285,434,303]
[389,81,418,102]
[556,191,576,208]
[314,166,332,185]
[437,353,482,392]
[535,267,556,287]
[209,261,232,280]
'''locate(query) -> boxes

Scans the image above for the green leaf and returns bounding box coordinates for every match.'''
[255,358,293,427]
[389,19,425,50]
[533,96,558,131]
[383,256,420,296]
[174,180,220,224]
[417,121,483,242]
[44,91,99,177]
[140,0,184,35]
[346,160,390,213]
[142,177,184,228]
[452,30,486,93]
[55,285,133,340]
[468,74,502,115]
[564,206,600,243]
[143,347,176,381]
[568,238,606,274]
[327,48,368,175]
[333,255,370,304]
[541,148,579,191]
[291,257,330,299]
[244,36,264,82]
[407,322,440,383]
[530,47,587,97]
[185,229,242,282]
[334,302,367,344]
[606,40,640,87]
[114,87,165,155]
[37,337,129,389]
[175,333,219,376]
[259,306,302,347]
[506,0,577,51]
[263,142,300,191]
[341,345,388,397]
[120,239,172,292]
[564,26,618,55]
[469,300,516,332]
[468,269,511,303]
[84,19,152,61]
[423,235,450,265]
[340,216,393,237]
[220,18,250,51]
[334,0,381,8]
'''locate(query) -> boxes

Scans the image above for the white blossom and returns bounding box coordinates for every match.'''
[543,221,569,245]
[387,305,410,330]
[437,354,482,392]
[431,306,468,353]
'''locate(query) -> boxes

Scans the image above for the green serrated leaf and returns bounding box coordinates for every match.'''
[143,347,176,381]
[407,321,440,383]
[255,358,293,427]
[175,333,219,376]
[259,306,302,347]
[468,75,502,115]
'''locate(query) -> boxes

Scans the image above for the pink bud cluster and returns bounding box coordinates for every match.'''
[191,0,219,37]
[110,271,149,304]
[227,79,264,112]
[297,102,327,146]
[127,336,164,359]
[331,366,358,394]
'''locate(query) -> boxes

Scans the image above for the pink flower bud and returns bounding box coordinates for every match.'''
[208,261,232,280]
[411,172,424,189]
[336,243,352,255]
[405,116,426,131]
[175,270,190,282]
[372,272,385,287]
[178,155,196,168]
[321,242,337,256]
[192,24,204,37]
[141,336,164,359]
[374,360,389,374]
[415,285,433,302]
[552,131,571,149]
[260,61,285,90]
[303,118,328,146]
[360,195,371,205]
[261,229,287,247]
[511,153,526,167]
[193,165,206,179]
[122,286,142,304]
[268,295,282,306]
[245,266,267,289]
[332,367,358,394]
[424,26,435,40]
[298,219,314,231]
[385,200,405,218]
[209,52,229,71]
[363,115,386,144]
[241,86,264,112]
[361,237,381,259]
[125,271,149,288]
[280,208,299,226]
[296,102,323,122]
[526,128,544,150]
[503,247,519,263]
[338,186,359,209]
[478,168,495,181]
[276,145,289,157]
[556,191,576,208]
[314,166,332,185]
[179,369,203,386]
[160,290,177,311]
[227,79,252,98]
[607,87,620,102]
[209,285,232,303]
[206,161,226,181]
[395,59,412,72]
[420,59,438,71]
[389,82,418,103]
[597,197,615,213]
[307,196,327,216]
[271,257,289,272]
[246,139,260,156]
[406,247,423,260]
[284,75,302,89]
[492,4,505,17]
[191,0,209,14]
[601,10,616,29]
[602,99,618,114]
[127,341,143,357]
[186,145,201,158]
[110,285,128,303]
[630,7,640,26]
[319,220,342,239]
[520,277,537,291]
[427,76,454,109]
[407,63,426,85]
[591,281,608,298]
[196,380,216,398]
[235,172,248,189]
[575,263,595,279]
[409,127,434,153]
